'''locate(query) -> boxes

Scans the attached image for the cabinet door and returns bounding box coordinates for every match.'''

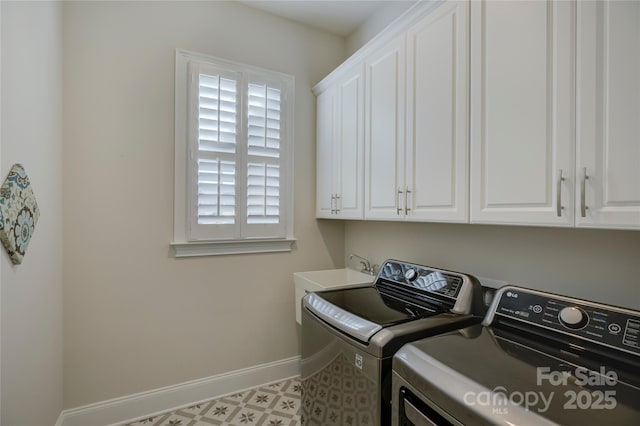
[406,0,469,222]
[364,35,406,220]
[316,88,336,218]
[470,0,574,226]
[576,0,640,229]
[335,66,365,219]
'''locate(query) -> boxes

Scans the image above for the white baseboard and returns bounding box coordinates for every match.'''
[58,356,300,426]
[54,412,64,426]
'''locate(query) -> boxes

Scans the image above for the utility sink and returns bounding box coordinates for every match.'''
[294,268,375,324]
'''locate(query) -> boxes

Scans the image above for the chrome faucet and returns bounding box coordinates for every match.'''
[349,253,378,276]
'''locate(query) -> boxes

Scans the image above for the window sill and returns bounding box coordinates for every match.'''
[171,238,296,258]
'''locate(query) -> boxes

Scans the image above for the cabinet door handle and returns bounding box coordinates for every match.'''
[556,169,565,217]
[335,194,341,213]
[396,189,403,215]
[405,188,411,215]
[331,194,336,214]
[580,167,589,218]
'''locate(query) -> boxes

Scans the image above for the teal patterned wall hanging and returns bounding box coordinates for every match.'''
[0,164,40,265]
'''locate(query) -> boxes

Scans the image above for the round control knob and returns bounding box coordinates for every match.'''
[558,306,589,330]
[404,269,418,281]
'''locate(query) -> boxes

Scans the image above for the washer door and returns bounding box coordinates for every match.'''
[392,371,463,426]
[397,386,459,426]
[301,307,382,426]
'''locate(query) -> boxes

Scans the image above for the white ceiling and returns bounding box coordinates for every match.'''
[239,0,393,37]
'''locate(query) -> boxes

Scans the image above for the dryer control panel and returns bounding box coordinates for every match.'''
[488,286,640,357]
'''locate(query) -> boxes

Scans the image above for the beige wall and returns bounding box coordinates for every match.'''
[63,1,345,409]
[344,221,640,309]
[1,1,64,424]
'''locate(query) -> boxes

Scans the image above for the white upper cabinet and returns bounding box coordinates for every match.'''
[470,0,575,226]
[364,0,469,222]
[316,65,364,219]
[405,0,469,222]
[364,35,406,220]
[316,87,336,218]
[316,0,638,230]
[336,66,365,219]
[576,0,640,229]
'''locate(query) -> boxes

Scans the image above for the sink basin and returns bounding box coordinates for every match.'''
[294,268,375,324]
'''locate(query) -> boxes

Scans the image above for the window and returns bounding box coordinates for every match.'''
[173,50,295,256]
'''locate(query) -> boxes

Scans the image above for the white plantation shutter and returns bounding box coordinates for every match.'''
[197,158,235,224]
[246,82,282,227]
[247,84,281,158]
[197,74,237,226]
[181,53,293,243]
[247,162,280,224]
[198,74,237,154]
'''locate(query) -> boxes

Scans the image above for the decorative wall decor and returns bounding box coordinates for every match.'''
[0,164,40,265]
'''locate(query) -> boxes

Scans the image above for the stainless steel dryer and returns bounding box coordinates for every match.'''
[301,259,485,426]
[392,285,640,425]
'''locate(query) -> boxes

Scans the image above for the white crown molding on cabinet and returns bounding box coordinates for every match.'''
[312,0,445,95]
[57,356,300,426]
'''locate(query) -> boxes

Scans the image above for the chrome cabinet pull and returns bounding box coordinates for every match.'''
[396,189,403,215]
[556,169,565,217]
[580,168,589,218]
[335,194,341,214]
[405,187,411,215]
[330,194,336,214]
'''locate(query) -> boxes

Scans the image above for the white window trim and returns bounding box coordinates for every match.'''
[172,49,295,257]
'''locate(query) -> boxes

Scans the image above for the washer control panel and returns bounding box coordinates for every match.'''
[492,287,640,356]
[377,260,465,299]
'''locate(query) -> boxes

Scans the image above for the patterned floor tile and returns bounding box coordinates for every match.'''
[199,400,241,424]
[125,379,301,426]
[226,406,266,425]
[258,413,298,426]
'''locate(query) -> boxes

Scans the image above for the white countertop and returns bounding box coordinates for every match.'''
[294,268,375,324]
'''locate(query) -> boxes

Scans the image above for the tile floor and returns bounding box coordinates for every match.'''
[125,379,301,426]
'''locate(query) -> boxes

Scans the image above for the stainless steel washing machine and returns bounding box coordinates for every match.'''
[301,259,486,426]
